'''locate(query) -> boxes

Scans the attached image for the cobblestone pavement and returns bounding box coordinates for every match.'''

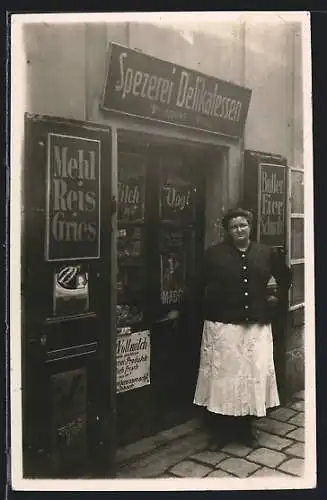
[117,390,305,479]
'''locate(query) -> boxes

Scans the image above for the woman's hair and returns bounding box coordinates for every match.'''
[222,207,253,231]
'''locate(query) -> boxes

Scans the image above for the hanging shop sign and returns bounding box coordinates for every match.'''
[102,43,252,138]
[116,330,150,393]
[45,133,101,261]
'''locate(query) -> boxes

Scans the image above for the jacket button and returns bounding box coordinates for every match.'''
[243,266,247,270]
[244,305,249,309]
[244,292,248,296]
[244,278,248,283]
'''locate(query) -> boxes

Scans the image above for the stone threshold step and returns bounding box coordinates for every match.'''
[117,418,202,467]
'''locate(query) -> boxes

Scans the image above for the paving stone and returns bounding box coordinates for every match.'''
[250,466,292,478]
[117,418,200,464]
[278,458,304,476]
[284,442,305,458]
[289,400,305,412]
[246,447,287,468]
[221,442,253,457]
[257,430,293,451]
[206,469,235,478]
[170,460,213,478]
[218,457,260,477]
[268,407,297,422]
[288,413,304,427]
[191,451,229,467]
[286,427,305,442]
[254,417,296,436]
[293,390,305,400]
[117,430,209,478]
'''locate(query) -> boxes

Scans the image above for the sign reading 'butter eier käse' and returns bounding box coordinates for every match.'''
[102,43,252,138]
[46,133,101,261]
[259,163,287,246]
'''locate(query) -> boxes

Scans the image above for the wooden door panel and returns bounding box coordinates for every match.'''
[22,114,115,477]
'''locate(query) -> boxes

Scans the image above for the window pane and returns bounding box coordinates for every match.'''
[118,152,145,223]
[290,263,305,306]
[160,158,196,223]
[116,226,145,326]
[118,226,143,259]
[291,218,304,260]
[158,228,195,307]
[291,170,304,214]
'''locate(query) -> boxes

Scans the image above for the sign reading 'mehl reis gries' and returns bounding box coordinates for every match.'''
[102,43,252,138]
[46,133,101,261]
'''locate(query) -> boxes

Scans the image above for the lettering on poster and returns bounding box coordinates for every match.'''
[160,253,185,305]
[46,133,100,261]
[116,330,150,393]
[259,163,286,245]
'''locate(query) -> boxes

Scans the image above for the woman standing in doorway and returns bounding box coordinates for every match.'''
[193,208,291,448]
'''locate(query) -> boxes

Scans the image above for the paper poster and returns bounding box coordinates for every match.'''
[116,330,150,394]
[160,253,186,305]
[53,264,89,316]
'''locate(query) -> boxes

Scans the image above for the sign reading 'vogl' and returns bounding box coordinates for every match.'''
[102,43,252,138]
[46,133,101,261]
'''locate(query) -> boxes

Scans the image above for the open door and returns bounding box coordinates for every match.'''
[22,114,116,478]
[115,131,207,446]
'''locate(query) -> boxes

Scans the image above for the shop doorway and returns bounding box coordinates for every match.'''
[115,131,224,446]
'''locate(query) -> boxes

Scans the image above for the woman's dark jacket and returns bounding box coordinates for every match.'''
[193,240,291,325]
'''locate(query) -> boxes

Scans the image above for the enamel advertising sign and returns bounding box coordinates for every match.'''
[45,133,101,261]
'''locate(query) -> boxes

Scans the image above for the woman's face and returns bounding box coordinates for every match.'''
[227,216,251,245]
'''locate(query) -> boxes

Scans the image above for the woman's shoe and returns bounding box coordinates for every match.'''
[239,432,259,448]
[236,417,259,448]
[208,433,231,451]
[238,426,259,448]
[205,412,233,450]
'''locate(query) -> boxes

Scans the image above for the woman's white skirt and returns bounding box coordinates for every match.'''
[193,321,280,417]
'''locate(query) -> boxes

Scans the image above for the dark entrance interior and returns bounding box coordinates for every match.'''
[115,131,221,446]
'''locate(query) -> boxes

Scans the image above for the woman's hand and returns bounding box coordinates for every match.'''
[166,309,180,320]
[267,295,279,306]
[156,309,180,323]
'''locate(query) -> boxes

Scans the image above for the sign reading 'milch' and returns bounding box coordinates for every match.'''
[102,43,252,138]
[45,133,101,261]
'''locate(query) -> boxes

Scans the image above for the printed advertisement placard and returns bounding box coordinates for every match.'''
[53,264,89,317]
[116,330,150,394]
[45,133,101,261]
[160,253,186,305]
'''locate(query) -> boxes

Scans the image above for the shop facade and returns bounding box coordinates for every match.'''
[20,20,304,477]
